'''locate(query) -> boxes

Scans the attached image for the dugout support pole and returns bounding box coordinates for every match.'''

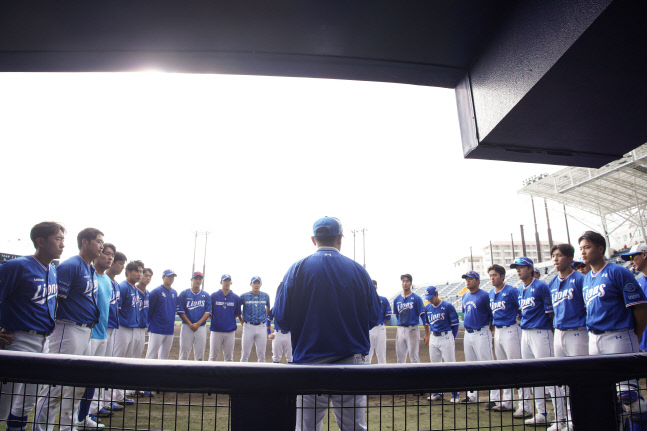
[230,393,296,430]
[569,382,618,430]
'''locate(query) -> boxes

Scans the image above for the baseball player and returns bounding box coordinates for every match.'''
[110,260,145,407]
[91,250,127,417]
[393,274,424,363]
[571,259,591,275]
[366,279,392,364]
[422,286,459,403]
[177,272,212,361]
[240,276,271,362]
[548,243,587,429]
[622,243,647,352]
[0,222,65,431]
[267,305,293,363]
[134,268,152,360]
[145,269,179,360]
[511,256,566,428]
[208,275,242,362]
[77,243,117,429]
[34,228,103,431]
[580,231,647,424]
[459,270,495,406]
[487,264,532,416]
[273,216,380,431]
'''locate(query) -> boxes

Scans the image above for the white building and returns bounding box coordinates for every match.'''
[481,240,564,270]
[452,255,483,278]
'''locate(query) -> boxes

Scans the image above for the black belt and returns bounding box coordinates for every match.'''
[59,320,96,329]
[400,324,417,327]
[562,327,586,331]
[432,331,449,337]
[279,330,289,334]
[245,322,263,326]
[495,325,513,329]
[18,330,51,337]
[465,328,485,333]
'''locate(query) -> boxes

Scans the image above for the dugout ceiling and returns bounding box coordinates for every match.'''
[1,1,645,168]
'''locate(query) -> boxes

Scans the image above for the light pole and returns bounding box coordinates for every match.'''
[192,231,210,290]
[361,228,367,268]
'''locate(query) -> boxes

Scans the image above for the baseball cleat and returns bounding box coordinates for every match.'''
[427,393,443,401]
[137,391,153,396]
[123,398,135,405]
[96,408,113,417]
[458,397,477,404]
[546,422,568,431]
[450,397,461,404]
[524,413,550,426]
[106,403,124,411]
[513,408,533,418]
[76,415,105,429]
[484,401,497,410]
[492,403,513,411]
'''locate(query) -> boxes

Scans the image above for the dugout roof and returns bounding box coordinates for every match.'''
[518,144,647,217]
[2,1,646,167]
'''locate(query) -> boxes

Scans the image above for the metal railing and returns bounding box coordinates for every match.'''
[1,351,647,430]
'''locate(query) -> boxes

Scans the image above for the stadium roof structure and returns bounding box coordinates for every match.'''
[518,143,647,243]
[2,1,647,168]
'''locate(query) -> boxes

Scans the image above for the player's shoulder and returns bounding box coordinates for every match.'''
[606,262,633,277]
[378,295,389,302]
[535,279,550,290]
[57,255,81,270]
[0,256,31,271]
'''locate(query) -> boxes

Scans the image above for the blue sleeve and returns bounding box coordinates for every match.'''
[416,296,424,316]
[176,291,185,315]
[486,294,493,323]
[0,261,21,305]
[234,296,242,317]
[273,280,290,331]
[205,292,212,315]
[116,282,122,309]
[265,293,271,309]
[56,261,76,299]
[385,299,392,317]
[619,267,647,306]
[541,284,553,313]
[365,271,381,330]
[148,290,157,325]
[448,304,460,326]
[452,325,459,338]
[392,299,399,317]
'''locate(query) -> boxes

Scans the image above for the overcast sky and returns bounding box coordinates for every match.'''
[0,72,600,301]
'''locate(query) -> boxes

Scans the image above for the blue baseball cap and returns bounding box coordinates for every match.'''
[424,286,438,300]
[221,274,232,281]
[621,244,647,261]
[251,276,262,283]
[162,269,177,277]
[313,216,343,237]
[571,260,585,269]
[461,270,479,279]
[510,257,534,268]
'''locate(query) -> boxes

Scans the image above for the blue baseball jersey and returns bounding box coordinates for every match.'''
[378,295,392,325]
[393,293,424,326]
[549,270,587,330]
[0,256,57,333]
[517,279,553,330]
[424,300,459,332]
[55,255,99,325]
[489,284,520,327]
[148,285,177,335]
[240,291,270,324]
[107,277,120,329]
[273,247,381,364]
[138,288,149,329]
[118,281,140,328]
[583,263,647,332]
[210,289,241,332]
[177,288,212,325]
[268,307,286,332]
[638,275,647,350]
[462,289,493,329]
[91,273,112,340]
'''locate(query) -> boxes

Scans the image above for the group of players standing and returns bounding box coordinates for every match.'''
[0,222,292,431]
[389,231,647,431]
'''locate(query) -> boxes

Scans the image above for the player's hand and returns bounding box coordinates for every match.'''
[268,333,275,340]
[0,330,15,348]
[190,323,199,332]
[423,335,429,346]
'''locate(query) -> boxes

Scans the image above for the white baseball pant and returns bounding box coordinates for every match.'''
[428,330,456,363]
[554,327,589,422]
[367,324,387,364]
[395,326,420,363]
[90,330,115,415]
[240,323,267,362]
[493,324,532,410]
[209,331,235,362]
[520,328,566,422]
[296,355,367,431]
[272,331,293,363]
[589,328,640,401]
[34,322,92,431]
[0,331,49,429]
[179,325,207,361]
[110,327,136,402]
[145,333,173,360]
[463,327,497,403]
[132,328,146,359]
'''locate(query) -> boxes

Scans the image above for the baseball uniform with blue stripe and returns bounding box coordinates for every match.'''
[367,295,392,364]
[549,270,588,357]
[145,285,178,359]
[462,289,494,402]
[177,288,212,361]
[393,293,424,363]
[208,290,242,362]
[0,256,57,427]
